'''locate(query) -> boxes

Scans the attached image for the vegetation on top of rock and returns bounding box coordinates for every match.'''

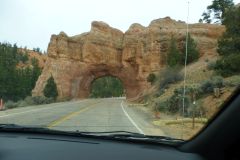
[33,47,42,54]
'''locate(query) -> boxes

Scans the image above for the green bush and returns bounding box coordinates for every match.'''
[56,97,71,102]
[4,101,19,109]
[214,54,240,77]
[24,96,35,105]
[159,68,183,89]
[31,96,54,105]
[224,75,240,87]
[147,73,157,85]
[44,76,58,100]
[167,37,181,67]
[207,61,216,70]
[17,100,28,107]
[3,96,56,110]
[155,101,168,112]
[167,95,190,115]
[214,7,240,77]
[200,76,224,94]
[200,80,213,93]
[187,102,206,118]
[181,34,200,65]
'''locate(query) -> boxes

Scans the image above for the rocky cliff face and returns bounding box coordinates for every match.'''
[32,17,225,100]
[17,48,47,68]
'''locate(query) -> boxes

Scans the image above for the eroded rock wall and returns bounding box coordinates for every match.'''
[32,17,224,100]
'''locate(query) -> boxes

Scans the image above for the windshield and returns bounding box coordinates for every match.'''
[0,0,240,141]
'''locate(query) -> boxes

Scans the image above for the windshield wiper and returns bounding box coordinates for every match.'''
[73,130,185,145]
[0,124,50,132]
[0,124,184,145]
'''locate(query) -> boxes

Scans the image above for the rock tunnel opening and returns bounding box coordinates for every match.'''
[89,76,125,98]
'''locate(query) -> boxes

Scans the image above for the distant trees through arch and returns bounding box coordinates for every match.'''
[90,76,124,98]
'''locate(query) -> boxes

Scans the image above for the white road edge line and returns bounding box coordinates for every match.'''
[0,100,87,118]
[121,101,144,135]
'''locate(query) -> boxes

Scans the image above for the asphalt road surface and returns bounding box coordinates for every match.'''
[0,98,164,136]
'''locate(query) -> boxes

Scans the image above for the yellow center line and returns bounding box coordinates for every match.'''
[47,102,99,128]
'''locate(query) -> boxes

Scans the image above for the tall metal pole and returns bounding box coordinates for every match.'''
[183,1,190,118]
[181,0,190,139]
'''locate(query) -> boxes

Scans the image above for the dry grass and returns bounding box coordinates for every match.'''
[156,60,214,102]
[153,119,206,140]
[153,118,208,126]
[147,58,239,140]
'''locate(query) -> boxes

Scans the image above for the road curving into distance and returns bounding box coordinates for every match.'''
[0,98,164,136]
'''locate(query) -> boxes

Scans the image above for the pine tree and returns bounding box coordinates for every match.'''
[167,37,181,67]
[43,76,58,99]
[31,58,41,89]
[199,0,234,23]
[0,43,42,101]
[181,34,199,65]
[215,6,240,76]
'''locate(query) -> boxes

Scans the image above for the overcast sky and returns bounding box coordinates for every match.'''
[1,0,240,52]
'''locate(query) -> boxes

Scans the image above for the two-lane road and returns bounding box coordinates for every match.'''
[0,98,164,136]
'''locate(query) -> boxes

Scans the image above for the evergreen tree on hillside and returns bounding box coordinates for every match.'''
[214,6,240,76]
[31,58,41,89]
[0,43,18,101]
[0,43,42,101]
[43,75,58,99]
[167,37,181,67]
[181,34,199,65]
[199,0,234,23]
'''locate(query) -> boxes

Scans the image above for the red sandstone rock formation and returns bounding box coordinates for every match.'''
[32,17,225,100]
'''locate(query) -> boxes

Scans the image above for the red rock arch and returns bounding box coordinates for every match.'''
[71,64,143,99]
[32,19,224,101]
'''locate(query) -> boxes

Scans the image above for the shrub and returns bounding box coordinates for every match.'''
[167,37,181,67]
[168,95,180,114]
[44,76,58,100]
[147,73,157,85]
[3,96,56,110]
[212,76,224,88]
[4,101,18,109]
[214,54,240,77]
[24,96,35,105]
[200,76,224,94]
[224,75,240,87]
[207,61,216,70]
[56,97,71,102]
[187,102,206,118]
[181,34,200,64]
[31,96,54,105]
[158,68,183,89]
[155,101,168,112]
[200,80,214,94]
[17,100,28,107]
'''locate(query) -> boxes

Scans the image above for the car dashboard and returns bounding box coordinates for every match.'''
[0,132,205,160]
